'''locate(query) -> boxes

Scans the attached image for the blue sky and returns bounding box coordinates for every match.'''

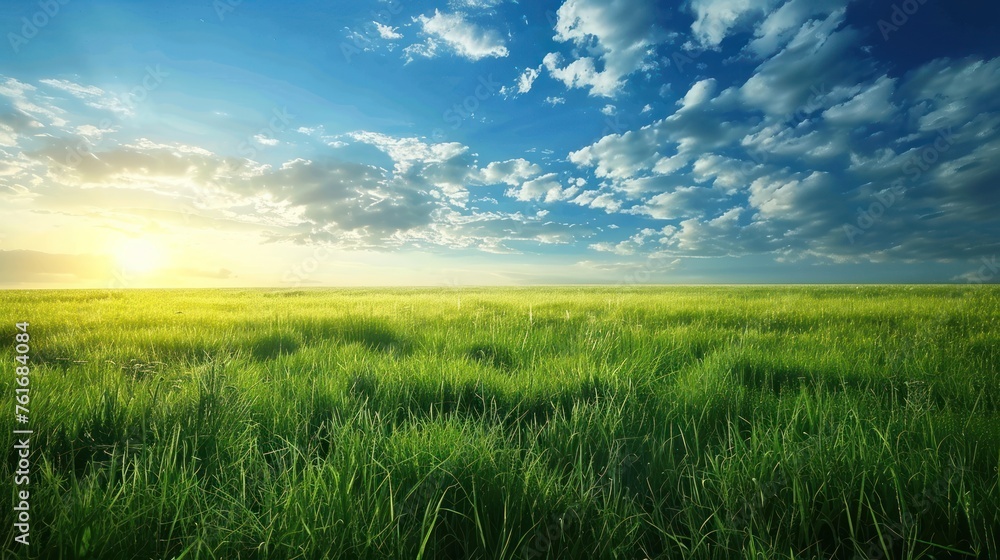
[1,0,999,287]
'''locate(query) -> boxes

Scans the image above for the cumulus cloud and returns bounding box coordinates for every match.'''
[373,22,403,40]
[559,4,1000,266]
[505,172,580,203]
[479,158,542,185]
[408,10,509,61]
[630,186,721,220]
[678,78,717,110]
[419,208,585,253]
[6,16,1000,278]
[346,131,481,204]
[0,75,583,255]
[348,131,469,172]
[590,226,667,255]
[822,75,897,125]
[740,9,869,117]
[570,189,623,213]
[689,0,778,49]
[542,0,665,97]
[661,208,771,256]
[899,57,1000,134]
[746,0,852,57]
[249,158,437,235]
[568,121,670,180]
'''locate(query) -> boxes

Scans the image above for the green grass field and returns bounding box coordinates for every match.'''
[2,286,999,559]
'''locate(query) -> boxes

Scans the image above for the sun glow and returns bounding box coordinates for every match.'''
[114,238,166,275]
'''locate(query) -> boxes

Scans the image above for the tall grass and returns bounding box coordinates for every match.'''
[1,286,998,558]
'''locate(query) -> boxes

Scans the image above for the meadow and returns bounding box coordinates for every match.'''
[1,286,998,559]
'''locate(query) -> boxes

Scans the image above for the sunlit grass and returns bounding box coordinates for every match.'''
[1,286,998,558]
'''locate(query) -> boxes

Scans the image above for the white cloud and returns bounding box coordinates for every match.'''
[678,78,717,110]
[543,0,665,97]
[409,10,509,61]
[403,38,440,61]
[740,9,867,117]
[0,77,36,100]
[348,131,469,171]
[38,77,132,116]
[506,172,579,203]
[601,104,616,116]
[661,208,768,256]
[38,78,106,99]
[253,134,279,147]
[517,66,540,93]
[0,106,41,148]
[542,53,609,96]
[345,131,481,204]
[568,122,669,180]
[450,0,505,8]
[501,66,542,97]
[689,0,778,49]
[631,186,720,220]
[0,78,70,127]
[822,75,897,125]
[590,226,673,255]
[583,192,622,213]
[900,56,1000,133]
[690,154,755,192]
[479,158,542,185]
[545,96,566,105]
[7,122,585,254]
[746,0,852,58]
[571,189,623,213]
[373,22,402,40]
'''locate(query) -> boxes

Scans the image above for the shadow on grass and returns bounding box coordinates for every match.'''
[250,332,301,360]
[463,343,518,371]
[346,371,622,427]
[300,319,410,355]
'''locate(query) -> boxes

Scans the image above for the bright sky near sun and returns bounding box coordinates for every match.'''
[1,0,999,287]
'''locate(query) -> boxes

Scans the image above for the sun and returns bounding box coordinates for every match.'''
[114,238,166,275]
